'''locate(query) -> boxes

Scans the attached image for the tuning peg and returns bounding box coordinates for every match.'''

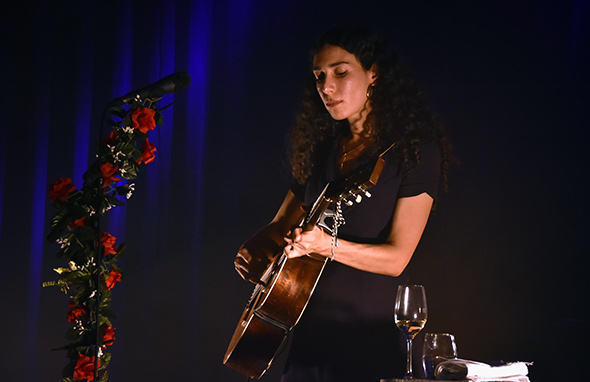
[358,185,371,198]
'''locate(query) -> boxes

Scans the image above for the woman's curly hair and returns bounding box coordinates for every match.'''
[288,24,453,189]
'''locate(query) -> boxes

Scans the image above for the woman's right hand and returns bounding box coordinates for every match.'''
[234,230,281,284]
[234,191,306,284]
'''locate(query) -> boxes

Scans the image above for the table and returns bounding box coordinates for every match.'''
[380,379,468,382]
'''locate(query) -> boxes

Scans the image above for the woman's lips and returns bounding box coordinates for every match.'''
[325,100,342,108]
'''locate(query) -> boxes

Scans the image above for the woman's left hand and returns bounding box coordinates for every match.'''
[284,225,331,258]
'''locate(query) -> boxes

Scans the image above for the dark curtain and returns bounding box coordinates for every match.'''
[1,1,588,381]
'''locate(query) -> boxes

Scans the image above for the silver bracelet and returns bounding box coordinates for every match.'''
[330,200,345,261]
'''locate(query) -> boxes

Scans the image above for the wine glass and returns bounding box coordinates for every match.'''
[422,333,458,379]
[394,284,428,379]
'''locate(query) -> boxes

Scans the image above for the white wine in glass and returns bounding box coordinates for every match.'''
[394,284,427,379]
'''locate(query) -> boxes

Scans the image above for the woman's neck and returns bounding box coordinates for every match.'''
[346,120,373,144]
[338,130,374,175]
[346,101,372,135]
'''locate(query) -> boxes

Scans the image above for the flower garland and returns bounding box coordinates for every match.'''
[44,99,162,382]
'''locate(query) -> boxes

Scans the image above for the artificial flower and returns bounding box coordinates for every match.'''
[49,177,76,201]
[139,138,157,164]
[131,107,156,134]
[67,301,86,323]
[100,232,117,256]
[68,216,88,229]
[102,325,116,346]
[73,353,100,381]
[101,131,119,146]
[99,163,121,187]
[105,269,122,290]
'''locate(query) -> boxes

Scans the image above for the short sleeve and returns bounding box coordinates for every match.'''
[398,140,441,200]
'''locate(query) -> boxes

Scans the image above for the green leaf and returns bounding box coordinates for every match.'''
[99,315,113,327]
[107,244,126,263]
[110,261,123,274]
[99,370,109,382]
[105,193,125,207]
[65,327,85,343]
[100,353,111,369]
[113,141,136,157]
[114,184,132,196]
[119,160,140,179]
[47,217,70,243]
[82,162,101,187]
[99,290,112,309]
[155,111,163,125]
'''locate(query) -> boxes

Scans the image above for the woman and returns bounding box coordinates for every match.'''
[234,24,453,381]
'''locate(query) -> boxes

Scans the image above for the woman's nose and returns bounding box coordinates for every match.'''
[321,76,335,95]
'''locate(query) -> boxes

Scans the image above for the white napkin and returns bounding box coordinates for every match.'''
[457,358,530,382]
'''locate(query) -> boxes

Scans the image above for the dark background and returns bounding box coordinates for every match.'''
[1,1,588,381]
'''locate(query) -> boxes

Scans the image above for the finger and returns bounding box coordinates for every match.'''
[234,258,250,274]
[293,227,303,241]
[234,262,249,280]
[236,249,251,263]
[234,256,246,269]
[287,249,304,259]
[286,243,306,259]
[235,261,263,284]
[284,244,295,257]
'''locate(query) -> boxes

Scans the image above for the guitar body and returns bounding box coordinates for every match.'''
[223,252,328,379]
[223,143,394,379]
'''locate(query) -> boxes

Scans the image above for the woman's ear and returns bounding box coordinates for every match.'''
[369,63,379,83]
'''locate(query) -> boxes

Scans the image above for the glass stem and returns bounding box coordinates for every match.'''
[405,337,413,378]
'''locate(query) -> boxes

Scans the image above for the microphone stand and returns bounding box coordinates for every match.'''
[92,99,132,382]
[92,101,111,382]
[87,72,189,380]
[93,177,103,382]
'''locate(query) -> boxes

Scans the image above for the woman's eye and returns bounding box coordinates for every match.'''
[336,71,348,77]
[315,73,325,82]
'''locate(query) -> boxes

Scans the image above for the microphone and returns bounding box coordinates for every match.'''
[109,72,191,105]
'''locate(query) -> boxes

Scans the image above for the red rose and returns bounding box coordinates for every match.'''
[106,269,122,290]
[73,353,100,381]
[99,163,121,187]
[101,131,119,146]
[68,216,88,229]
[67,301,86,323]
[139,138,157,164]
[49,177,76,201]
[131,107,156,134]
[102,325,116,346]
[100,232,117,256]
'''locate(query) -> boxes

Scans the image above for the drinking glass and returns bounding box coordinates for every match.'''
[422,333,458,379]
[394,284,428,379]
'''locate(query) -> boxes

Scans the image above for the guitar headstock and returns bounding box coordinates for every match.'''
[304,142,395,227]
[325,141,396,205]
[325,156,384,205]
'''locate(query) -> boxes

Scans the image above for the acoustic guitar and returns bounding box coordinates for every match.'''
[223,144,394,380]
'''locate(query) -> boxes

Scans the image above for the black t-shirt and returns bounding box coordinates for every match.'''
[283,139,441,381]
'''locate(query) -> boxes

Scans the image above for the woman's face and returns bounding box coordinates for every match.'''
[312,45,377,128]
